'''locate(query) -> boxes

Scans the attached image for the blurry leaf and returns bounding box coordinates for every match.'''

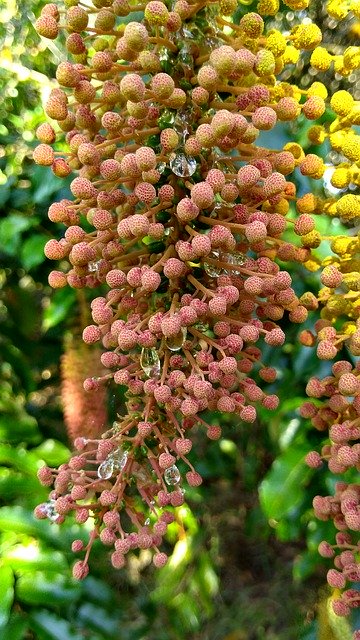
[32,439,70,467]
[0,445,39,474]
[43,288,76,331]
[259,446,312,520]
[293,551,320,582]
[0,612,28,640]
[16,573,80,606]
[20,234,47,270]
[0,469,40,500]
[0,214,33,256]
[0,566,14,627]
[32,167,65,204]
[28,610,83,640]
[77,603,121,636]
[5,286,41,337]
[81,576,114,606]
[0,413,39,444]
[170,592,200,633]
[3,547,67,573]
[0,506,51,539]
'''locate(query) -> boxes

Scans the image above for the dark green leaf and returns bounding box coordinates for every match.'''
[259,446,312,520]
[20,234,47,270]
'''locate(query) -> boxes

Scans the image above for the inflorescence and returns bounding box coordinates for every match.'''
[33,0,359,627]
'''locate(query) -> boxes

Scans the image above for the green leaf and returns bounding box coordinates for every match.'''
[28,610,83,640]
[0,413,39,444]
[0,566,14,627]
[259,446,312,521]
[0,214,33,256]
[20,234,47,270]
[77,603,121,636]
[2,540,67,573]
[42,288,76,331]
[0,445,40,474]
[16,573,80,606]
[32,440,70,467]
[0,612,28,640]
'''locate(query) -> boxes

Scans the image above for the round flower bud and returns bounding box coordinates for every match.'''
[145,1,169,26]
[120,74,145,102]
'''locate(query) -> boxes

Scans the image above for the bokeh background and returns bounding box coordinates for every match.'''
[0,1,359,638]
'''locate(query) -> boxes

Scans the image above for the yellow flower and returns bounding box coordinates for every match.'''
[257,0,280,15]
[343,135,360,162]
[291,23,322,50]
[330,167,351,189]
[282,45,300,65]
[301,230,322,248]
[266,31,287,56]
[307,125,326,145]
[327,1,349,19]
[336,194,360,221]
[343,46,360,70]
[310,47,332,71]
[307,82,328,99]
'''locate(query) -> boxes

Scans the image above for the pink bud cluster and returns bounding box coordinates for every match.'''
[33,1,359,618]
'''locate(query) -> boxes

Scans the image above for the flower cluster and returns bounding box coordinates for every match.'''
[33,0,359,627]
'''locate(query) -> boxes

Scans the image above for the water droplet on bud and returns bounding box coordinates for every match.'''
[164,465,181,486]
[165,327,187,352]
[112,447,128,472]
[45,499,59,522]
[169,153,197,177]
[203,250,222,277]
[223,251,246,274]
[88,260,101,273]
[140,347,161,378]
[97,458,114,480]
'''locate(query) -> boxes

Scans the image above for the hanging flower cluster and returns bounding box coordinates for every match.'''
[33,0,359,627]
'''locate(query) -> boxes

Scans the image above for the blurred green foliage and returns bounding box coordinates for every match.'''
[0,0,358,639]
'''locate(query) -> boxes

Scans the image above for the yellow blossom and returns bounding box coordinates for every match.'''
[291,23,322,50]
[310,47,332,71]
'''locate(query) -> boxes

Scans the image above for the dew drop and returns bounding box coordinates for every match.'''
[157,162,166,174]
[88,260,101,273]
[223,251,247,274]
[111,447,128,472]
[203,250,222,277]
[169,152,197,177]
[164,464,181,486]
[97,458,114,480]
[45,499,59,522]
[145,517,151,526]
[140,347,161,378]
[165,327,187,352]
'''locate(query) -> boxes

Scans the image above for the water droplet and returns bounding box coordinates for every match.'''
[164,464,181,486]
[157,162,166,174]
[223,251,246,275]
[169,153,197,178]
[145,517,150,526]
[165,327,187,352]
[111,447,128,472]
[97,457,114,480]
[203,250,222,277]
[88,260,100,273]
[164,226,174,236]
[140,347,161,378]
[45,499,59,522]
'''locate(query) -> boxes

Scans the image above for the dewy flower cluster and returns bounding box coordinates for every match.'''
[33,0,359,626]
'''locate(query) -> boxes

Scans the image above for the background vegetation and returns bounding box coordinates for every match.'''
[0,1,358,638]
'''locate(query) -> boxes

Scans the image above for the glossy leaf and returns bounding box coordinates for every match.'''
[259,446,312,521]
